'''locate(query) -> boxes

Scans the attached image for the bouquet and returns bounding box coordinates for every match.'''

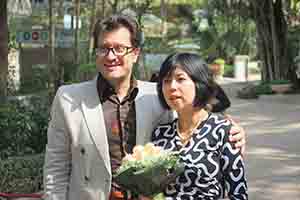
[113,143,184,200]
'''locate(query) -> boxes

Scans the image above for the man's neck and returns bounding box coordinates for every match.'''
[110,78,131,101]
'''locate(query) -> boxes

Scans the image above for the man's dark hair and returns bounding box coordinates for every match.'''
[93,13,141,49]
[157,52,217,109]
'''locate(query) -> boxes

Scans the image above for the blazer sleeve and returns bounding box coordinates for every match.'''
[43,87,71,200]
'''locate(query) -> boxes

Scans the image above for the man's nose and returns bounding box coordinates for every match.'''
[106,49,117,60]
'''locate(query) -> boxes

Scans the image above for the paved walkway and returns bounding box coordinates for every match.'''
[220,78,300,200]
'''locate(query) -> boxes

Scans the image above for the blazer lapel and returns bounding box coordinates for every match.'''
[135,81,157,145]
[135,81,174,145]
[80,79,111,175]
[135,98,147,145]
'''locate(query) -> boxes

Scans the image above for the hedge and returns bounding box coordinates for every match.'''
[0,154,44,193]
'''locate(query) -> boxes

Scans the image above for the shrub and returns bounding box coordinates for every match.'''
[0,95,49,193]
[223,64,234,77]
[0,96,50,159]
[77,63,97,81]
[19,64,49,94]
[79,63,96,73]
[252,80,292,95]
[254,83,274,95]
[269,79,291,85]
[0,154,44,193]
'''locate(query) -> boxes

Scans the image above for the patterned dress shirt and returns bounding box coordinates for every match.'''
[96,74,138,193]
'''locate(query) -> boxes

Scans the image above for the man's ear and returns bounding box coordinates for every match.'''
[133,48,140,63]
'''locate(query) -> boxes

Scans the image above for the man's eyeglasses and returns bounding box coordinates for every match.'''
[95,45,134,57]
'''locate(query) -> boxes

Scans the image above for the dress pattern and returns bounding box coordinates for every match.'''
[151,114,248,200]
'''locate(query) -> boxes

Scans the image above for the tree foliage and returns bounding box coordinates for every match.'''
[249,0,289,81]
[206,0,300,82]
[192,0,256,61]
[0,96,49,159]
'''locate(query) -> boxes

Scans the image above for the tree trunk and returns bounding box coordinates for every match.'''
[160,0,168,38]
[57,0,65,86]
[101,0,106,19]
[274,0,288,79]
[87,0,97,63]
[74,0,80,62]
[108,0,119,14]
[269,0,280,79]
[132,0,152,80]
[0,0,8,102]
[74,0,81,78]
[48,0,57,97]
[251,0,288,81]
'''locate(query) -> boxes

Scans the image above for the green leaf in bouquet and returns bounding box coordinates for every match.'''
[153,193,165,200]
[114,152,185,197]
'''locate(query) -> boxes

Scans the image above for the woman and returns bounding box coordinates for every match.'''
[151,52,248,200]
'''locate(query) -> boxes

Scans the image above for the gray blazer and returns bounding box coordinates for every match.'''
[43,77,173,200]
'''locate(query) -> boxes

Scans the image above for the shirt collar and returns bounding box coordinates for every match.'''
[97,73,138,103]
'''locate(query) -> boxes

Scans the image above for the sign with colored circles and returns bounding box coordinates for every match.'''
[16,29,74,47]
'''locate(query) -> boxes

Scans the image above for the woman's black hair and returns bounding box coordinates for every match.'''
[157,52,217,109]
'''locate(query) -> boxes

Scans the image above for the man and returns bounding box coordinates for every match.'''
[43,14,245,200]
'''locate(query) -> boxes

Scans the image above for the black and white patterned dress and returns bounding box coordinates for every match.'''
[151,114,248,200]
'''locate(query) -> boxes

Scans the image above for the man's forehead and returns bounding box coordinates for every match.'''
[97,28,132,45]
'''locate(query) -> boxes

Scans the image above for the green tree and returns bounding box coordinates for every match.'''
[160,0,168,38]
[193,0,255,60]
[250,0,288,81]
[48,0,58,98]
[74,0,81,70]
[246,0,300,82]
[0,0,8,102]
[87,0,98,63]
[203,0,300,82]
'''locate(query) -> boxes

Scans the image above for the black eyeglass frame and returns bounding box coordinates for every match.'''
[95,46,135,57]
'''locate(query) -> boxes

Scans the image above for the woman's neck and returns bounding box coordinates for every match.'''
[177,108,208,135]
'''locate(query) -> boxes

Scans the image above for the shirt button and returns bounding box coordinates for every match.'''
[84,176,90,182]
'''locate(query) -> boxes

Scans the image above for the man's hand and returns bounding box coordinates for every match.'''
[225,114,246,156]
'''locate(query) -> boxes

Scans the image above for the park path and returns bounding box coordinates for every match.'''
[220,78,300,200]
